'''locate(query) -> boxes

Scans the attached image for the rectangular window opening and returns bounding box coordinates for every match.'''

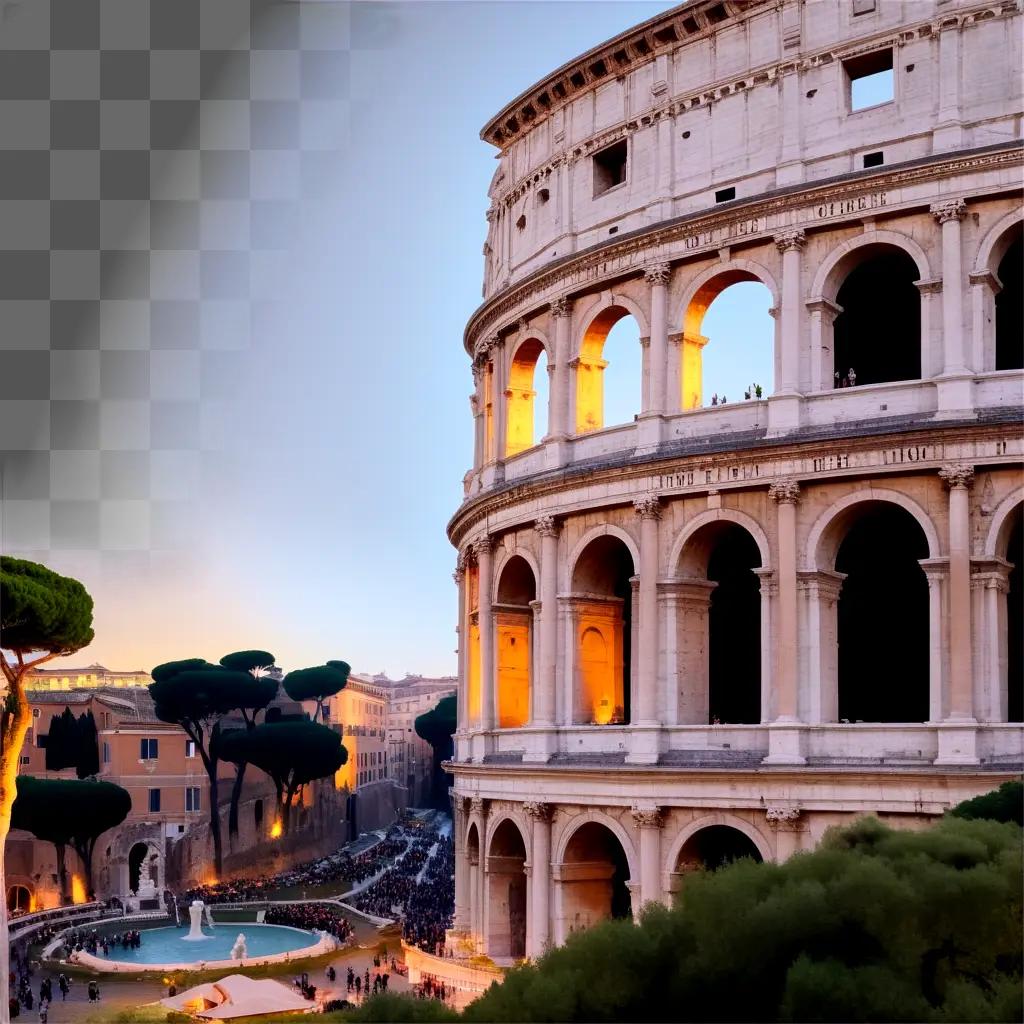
[140,738,159,760]
[593,139,627,198]
[149,788,161,813]
[715,186,736,203]
[845,49,894,111]
[863,150,884,168]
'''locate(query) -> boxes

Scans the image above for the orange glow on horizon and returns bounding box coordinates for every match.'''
[270,819,283,839]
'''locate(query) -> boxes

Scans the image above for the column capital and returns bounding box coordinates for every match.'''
[639,335,651,349]
[469,796,490,818]
[523,800,553,822]
[517,317,531,336]
[534,515,560,539]
[453,567,464,585]
[939,464,975,490]
[774,228,806,253]
[769,479,801,504]
[630,804,664,829]
[473,534,496,557]
[487,333,505,352]
[930,198,967,224]
[643,262,671,286]
[633,494,663,520]
[915,278,943,296]
[549,296,572,318]
[766,806,803,829]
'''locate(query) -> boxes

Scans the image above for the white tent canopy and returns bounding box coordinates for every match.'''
[160,973,316,1019]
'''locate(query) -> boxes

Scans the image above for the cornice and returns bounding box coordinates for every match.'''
[482,0,1018,154]
[466,143,1023,357]
[447,414,1021,545]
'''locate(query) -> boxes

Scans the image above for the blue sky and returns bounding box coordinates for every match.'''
[56,1,784,678]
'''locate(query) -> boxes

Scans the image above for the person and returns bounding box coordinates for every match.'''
[848,367,857,386]
[87,980,99,1002]
[711,393,718,406]
[327,966,336,983]
[354,976,361,998]
[37,1002,47,1024]
[57,977,68,1002]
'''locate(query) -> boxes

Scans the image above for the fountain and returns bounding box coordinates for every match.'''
[184,900,209,941]
[205,904,215,929]
[230,933,248,960]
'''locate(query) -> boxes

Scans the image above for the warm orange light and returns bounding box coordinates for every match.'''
[71,875,87,905]
[28,894,37,913]
[496,617,530,728]
[506,338,545,456]
[270,819,283,839]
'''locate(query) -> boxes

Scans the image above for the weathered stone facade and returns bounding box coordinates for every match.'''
[448,0,1023,962]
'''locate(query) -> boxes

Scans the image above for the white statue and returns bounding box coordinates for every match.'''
[230,933,248,960]
[137,853,157,898]
[185,900,208,941]
[204,904,215,929]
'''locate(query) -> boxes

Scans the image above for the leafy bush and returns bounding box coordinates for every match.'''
[950,781,1023,826]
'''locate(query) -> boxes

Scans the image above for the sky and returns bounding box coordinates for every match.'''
[1,0,784,679]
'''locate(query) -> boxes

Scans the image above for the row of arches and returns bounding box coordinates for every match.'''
[465,814,763,958]
[466,495,1022,729]
[486,221,1023,457]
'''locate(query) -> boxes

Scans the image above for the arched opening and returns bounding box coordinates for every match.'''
[486,819,527,959]
[128,843,150,893]
[495,556,536,728]
[671,824,763,897]
[682,275,775,409]
[466,822,481,940]
[254,798,264,832]
[833,246,920,387]
[575,307,642,433]
[834,504,930,722]
[995,233,1023,371]
[1006,512,1022,723]
[560,821,631,938]
[506,339,550,456]
[570,535,635,725]
[7,885,32,915]
[676,522,763,725]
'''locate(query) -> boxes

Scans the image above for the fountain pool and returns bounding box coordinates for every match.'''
[70,923,334,972]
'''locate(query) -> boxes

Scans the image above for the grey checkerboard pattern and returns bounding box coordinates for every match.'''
[0,0,355,577]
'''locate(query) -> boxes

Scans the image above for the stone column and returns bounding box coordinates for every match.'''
[765,480,805,764]
[753,569,776,723]
[453,798,470,931]
[629,496,662,764]
[529,518,559,755]
[547,297,572,443]
[640,264,670,429]
[470,797,489,950]
[776,63,803,186]
[796,570,845,723]
[920,558,951,722]
[938,465,978,763]
[968,270,999,373]
[774,229,805,395]
[932,200,968,374]
[524,801,552,958]
[631,805,664,908]
[970,558,1012,721]
[679,332,709,411]
[805,299,841,393]
[475,536,496,740]
[455,556,468,737]
[933,20,963,150]
[766,807,804,862]
[489,336,508,464]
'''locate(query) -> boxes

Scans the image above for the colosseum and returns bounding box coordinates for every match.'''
[445,0,1023,964]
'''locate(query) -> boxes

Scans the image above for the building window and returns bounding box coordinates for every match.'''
[20,756,30,766]
[102,741,111,764]
[149,788,161,813]
[845,49,894,111]
[185,787,201,812]
[36,734,47,749]
[185,739,196,758]
[140,738,159,760]
[715,186,736,203]
[593,139,627,197]
[863,150,884,168]
[31,708,40,719]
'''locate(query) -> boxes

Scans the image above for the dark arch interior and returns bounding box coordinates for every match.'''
[128,843,148,893]
[707,526,762,724]
[836,505,929,722]
[7,885,31,914]
[497,555,536,605]
[995,234,1023,371]
[254,798,264,830]
[677,826,763,871]
[572,537,634,725]
[833,248,921,387]
[489,820,527,959]
[1007,514,1022,723]
[565,823,632,921]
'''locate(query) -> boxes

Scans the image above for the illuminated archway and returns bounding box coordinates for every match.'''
[558,820,632,939]
[575,305,643,433]
[570,534,635,725]
[675,520,763,724]
[679,264,777,409]
[495,554,536,727]
[486,818,527,959]
[7,884,32,915]
[506,337,550,456]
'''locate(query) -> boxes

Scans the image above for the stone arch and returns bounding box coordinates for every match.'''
[662,812,774,881]
[485,815,529,959]
[6,881,33,915]
[465,818,481,856]
[565,523,640,592]
[573,294,648,433]
[674,259,780,410]
[495,553,537,728]
[554,808,638,880]
[507,332,552,455]
[973,209,1024,276]
[809,493,934,724]
[484,810,530,860]
[983,489,1024,559]
[494,546,541,593]
[127,841,159,894]
[671,513,767,725]
[810,230,931,302]
[669,508,771,573]
[807,488,941,570]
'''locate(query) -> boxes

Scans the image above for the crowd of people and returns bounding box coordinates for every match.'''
[8,967,73,1021]
[63,926,141,957]
[402,833,455,955]
[414,971,454,1005]
[349,836,434,919]
[264,903,354,945]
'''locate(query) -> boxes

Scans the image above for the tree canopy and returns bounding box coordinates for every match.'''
[11,776,130,901]
[220,720,346,833]
[219,650,276,675]
[950,780,1023,826]
[415,695,457,809]
[44,708,99,779]
[283,662,350,721]
[0,556,94,658]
